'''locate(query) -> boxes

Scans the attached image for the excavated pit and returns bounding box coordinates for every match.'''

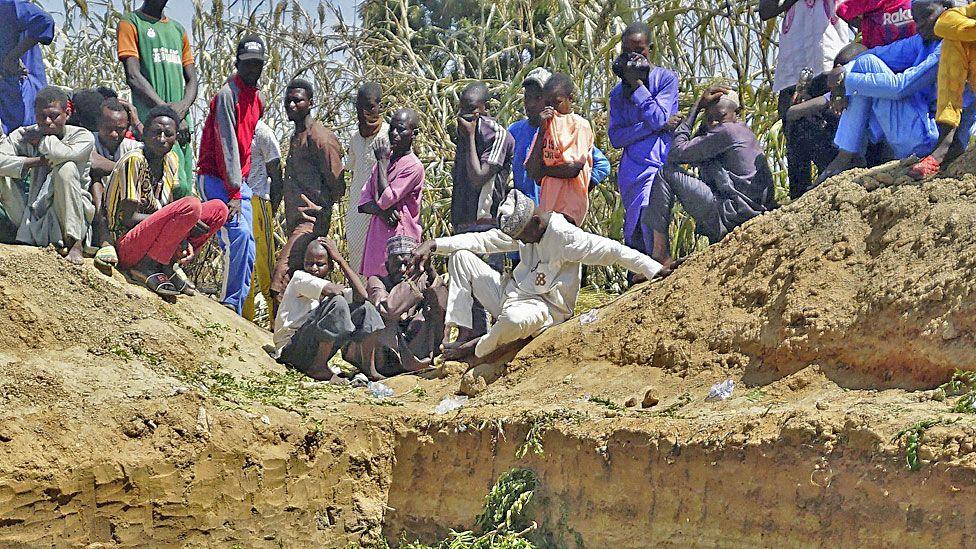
[3,157,976,546]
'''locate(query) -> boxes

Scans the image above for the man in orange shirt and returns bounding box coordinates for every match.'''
[525,73,594,226]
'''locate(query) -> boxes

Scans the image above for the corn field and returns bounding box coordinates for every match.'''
[41,0,787,294]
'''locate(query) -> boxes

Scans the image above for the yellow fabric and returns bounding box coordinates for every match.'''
[935,5,976,128]
[105,149,180,237]
[243,195,276,323]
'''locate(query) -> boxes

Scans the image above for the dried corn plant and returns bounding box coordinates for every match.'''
[42,0,785,294]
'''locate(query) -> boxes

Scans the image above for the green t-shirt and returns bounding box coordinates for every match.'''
[120,11,192,131]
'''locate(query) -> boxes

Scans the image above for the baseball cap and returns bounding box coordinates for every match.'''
[236,34,267,62]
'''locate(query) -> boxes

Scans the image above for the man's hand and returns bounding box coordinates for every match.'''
[22,156,50,170]
[664,114,685,133]
[176,119,191,145]
[189,219,210,238]
[372,137,392,164]
[827,66,846,90]
[409,240,436,274]
[227,198,242,221]
[457,114,477,137]
[317,236,341,261]
[701,85,732,105]
[382,208,401,228]
[1,53,26,78]
[540,106,556,123]
[178,240,196,265]
[297,193,322,223]
[22,127,43,146]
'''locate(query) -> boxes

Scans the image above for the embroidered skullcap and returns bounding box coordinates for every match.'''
[387,235,418,256]
[497,189,536,237]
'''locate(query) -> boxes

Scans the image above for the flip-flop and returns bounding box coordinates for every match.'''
[130,270,180,297]
[169,273,196,296]
[94,246,117,274]
[909,155,941,181]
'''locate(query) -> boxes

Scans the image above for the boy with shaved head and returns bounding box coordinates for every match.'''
[358,108,424,277]
[649,87,776,268]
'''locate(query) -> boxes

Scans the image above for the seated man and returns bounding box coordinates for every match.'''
[819,0,973,182]
[783,42,878,199]
[410,189,664,365]
[274,235,385,383]
[105,106,226,297]
[0,86,95,264]
[648,87,777,268]
[911,1,976,177]
[90,97,141,264]
[366,235,447,375]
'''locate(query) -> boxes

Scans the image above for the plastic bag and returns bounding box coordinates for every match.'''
[706,379,735,401]
[434,395,469,414]
[579,309,599,325]
[368,381,394,398]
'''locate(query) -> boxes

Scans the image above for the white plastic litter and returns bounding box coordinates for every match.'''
[368,381,394,398]
[706,379,735,401]
[350,373,369,388]
[434,395,469,414]
[579,309,599,325]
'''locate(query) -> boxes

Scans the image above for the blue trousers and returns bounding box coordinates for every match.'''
[198,175,255,314]
[833,54,938,159]
[0,74,44,134]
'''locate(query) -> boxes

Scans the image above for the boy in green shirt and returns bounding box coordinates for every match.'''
[116,0,198,197]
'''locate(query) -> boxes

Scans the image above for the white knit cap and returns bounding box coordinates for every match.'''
[523,67,552,88]
[497,190,536,237]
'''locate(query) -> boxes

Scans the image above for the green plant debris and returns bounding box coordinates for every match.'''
[377,468,539,549]
[585,395,621,410]
[178,366,344,417]
[892,418,958,471]
[516,409,585,459]
[938,369,976,413]
[652,393,693,418]
[745,388,767,403]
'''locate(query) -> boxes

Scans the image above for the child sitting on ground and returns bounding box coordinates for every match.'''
[525,72,594,226]
[273,235,385,383]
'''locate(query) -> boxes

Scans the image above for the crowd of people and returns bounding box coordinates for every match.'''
[2,0,976,383]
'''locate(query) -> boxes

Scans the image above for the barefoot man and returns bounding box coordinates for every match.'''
[410,189,666,365]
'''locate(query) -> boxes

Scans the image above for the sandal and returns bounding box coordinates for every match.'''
[909,155,941,180]
[94,246,118,274]
[169,272,196,296]
[130,270,181,297]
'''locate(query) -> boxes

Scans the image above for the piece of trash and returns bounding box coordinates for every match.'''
[349,374,369,388]
[368,381,394,398]
[579,309,599,325]
[434,395,468,414]
[260,415,271,425]
[706,379,735,401]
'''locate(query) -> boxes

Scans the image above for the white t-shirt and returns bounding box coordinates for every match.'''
[772,0,852,93]
[247,120,282,200]
[93,134,141,162]
[273,270,353,352]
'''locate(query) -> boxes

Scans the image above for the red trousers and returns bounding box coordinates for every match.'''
[117,197,228,269]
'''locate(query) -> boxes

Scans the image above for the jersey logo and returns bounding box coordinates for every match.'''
[147,28,156,38]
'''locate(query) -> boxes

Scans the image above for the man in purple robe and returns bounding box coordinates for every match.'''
[608,21,680,258]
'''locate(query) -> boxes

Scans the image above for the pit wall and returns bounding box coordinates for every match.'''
[0,424,394,548]
[385,424,976,547]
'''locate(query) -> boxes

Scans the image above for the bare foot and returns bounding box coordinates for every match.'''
[65,239,84,265]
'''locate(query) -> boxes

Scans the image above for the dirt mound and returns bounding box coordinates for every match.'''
[518,157,976,389]
[3,155,976,546]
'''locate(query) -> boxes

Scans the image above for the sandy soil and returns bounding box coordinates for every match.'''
[2,157,976,546]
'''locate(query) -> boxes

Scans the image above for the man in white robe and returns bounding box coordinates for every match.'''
[410,189,666,363]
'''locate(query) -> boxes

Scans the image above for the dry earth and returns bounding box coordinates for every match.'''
[2,157,976,547]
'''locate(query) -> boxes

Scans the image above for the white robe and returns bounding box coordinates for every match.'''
[345,122,389,273]
[434,213,662,357]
